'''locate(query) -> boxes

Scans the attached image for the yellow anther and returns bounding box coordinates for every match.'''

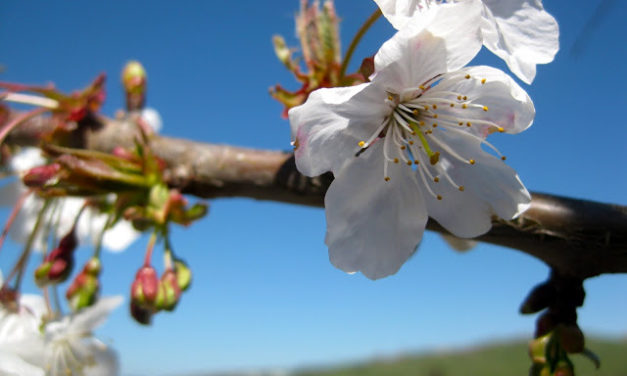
[437,195,443,200]
[463,96,467,100]
[400,145,406,150]
[450,103,455,107]
[483,106,489,112]
[426,130,433,134]
[498,127,504,133]
[384,176,391,182]
[387,94,394,101]
[457,95,462,100]
[434,177,440,183]
[462,104,468,109]
[409,140,414,145]
[466,122,472,127]
[469,159,476,165]
[414,160,419,165]
[432,123,438,128]
[411,131,417,135]
[481,78,486,84]
[501,156,507,161]
[413,109,420,116]
[430,152,440,165]
[433,114,438,118]
[424,104,429,110]
[419,85,426,90]
[465,74,471,79]
[458,186,465,192]
[406,160,412,166]
[358,141,366,148]
[458,121,463,126]
[419,121,425,126]
[393,158,399,164]
[432,104,438,110]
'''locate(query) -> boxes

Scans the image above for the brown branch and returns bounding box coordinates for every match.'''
[6,112,627,279]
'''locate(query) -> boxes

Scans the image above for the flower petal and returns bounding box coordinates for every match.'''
[66,296,124,335]
[0,352,44,376]
[288,84,387,176]
[434,65,535,136]
[481,0,559,84]
[421,128,530,237]
[374,0,483,87]
[324,142,427,279]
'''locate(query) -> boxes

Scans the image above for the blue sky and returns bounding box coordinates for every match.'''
[1,1,626,375]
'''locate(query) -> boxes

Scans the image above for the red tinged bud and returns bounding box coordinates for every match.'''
[159,269,181,311]
[131,265,160,307]
[22,163,62,188]
[66,258,101,311]
[34,228,77,286]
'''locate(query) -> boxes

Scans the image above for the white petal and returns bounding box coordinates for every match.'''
[374,0,483,86]
[66,296,123,335]
[140,107,162,133]
[421,129,530,237]
[9,147,46,172]
[0,352,44,376]
[78,208,139,252]
[324,142,427,279]
[481,0,559,84]
[288,84,388,176]
[372,0,425,30]
[84,340,120,376]
[99,219,139,252]
[435,65,535,136]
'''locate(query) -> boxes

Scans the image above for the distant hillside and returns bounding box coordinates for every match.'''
[291,338,627,376]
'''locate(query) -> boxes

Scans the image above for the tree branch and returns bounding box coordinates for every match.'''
[6,112,627,279]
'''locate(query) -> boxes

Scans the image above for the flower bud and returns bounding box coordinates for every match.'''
[66,258,101,311]
[174,259,191,291]
[529,332,551,364]
[159,269,181,311]
[0,285,19,312]
[130,265,160,307]
[22,163,62,188]
[34,229,77,286]
[122,61,147,111]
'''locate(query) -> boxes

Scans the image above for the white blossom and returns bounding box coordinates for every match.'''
[289,1,533,279]
[373,0,559,83]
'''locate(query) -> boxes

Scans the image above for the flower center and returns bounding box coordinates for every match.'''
[356,72,507,201]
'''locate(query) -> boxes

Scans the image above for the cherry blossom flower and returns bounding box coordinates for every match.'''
[0,147,139,252]
[373,0,559,84]
[289,1,534,279]
[39,296,122,376]
[0,274,47,376]
[0,274,122,376]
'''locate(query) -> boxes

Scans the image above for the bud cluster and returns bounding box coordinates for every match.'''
[130,259,192,325]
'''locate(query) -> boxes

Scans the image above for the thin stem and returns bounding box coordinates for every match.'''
[143,230,158,266]
[93,213,113,259]
[0,188,34,257]
[0,107,48,145]
[339,8,381,80]
[9,199,50,291]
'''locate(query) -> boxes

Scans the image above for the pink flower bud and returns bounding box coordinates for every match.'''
[22,163,62,188]
[34,229,77,286]
[131,265,159,307]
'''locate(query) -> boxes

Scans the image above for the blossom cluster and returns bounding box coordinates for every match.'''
[287,0,558,279]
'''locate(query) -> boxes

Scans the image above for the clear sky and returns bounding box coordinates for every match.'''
[1,1,626,375]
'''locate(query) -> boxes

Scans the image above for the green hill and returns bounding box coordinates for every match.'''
[292,338,627,376]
